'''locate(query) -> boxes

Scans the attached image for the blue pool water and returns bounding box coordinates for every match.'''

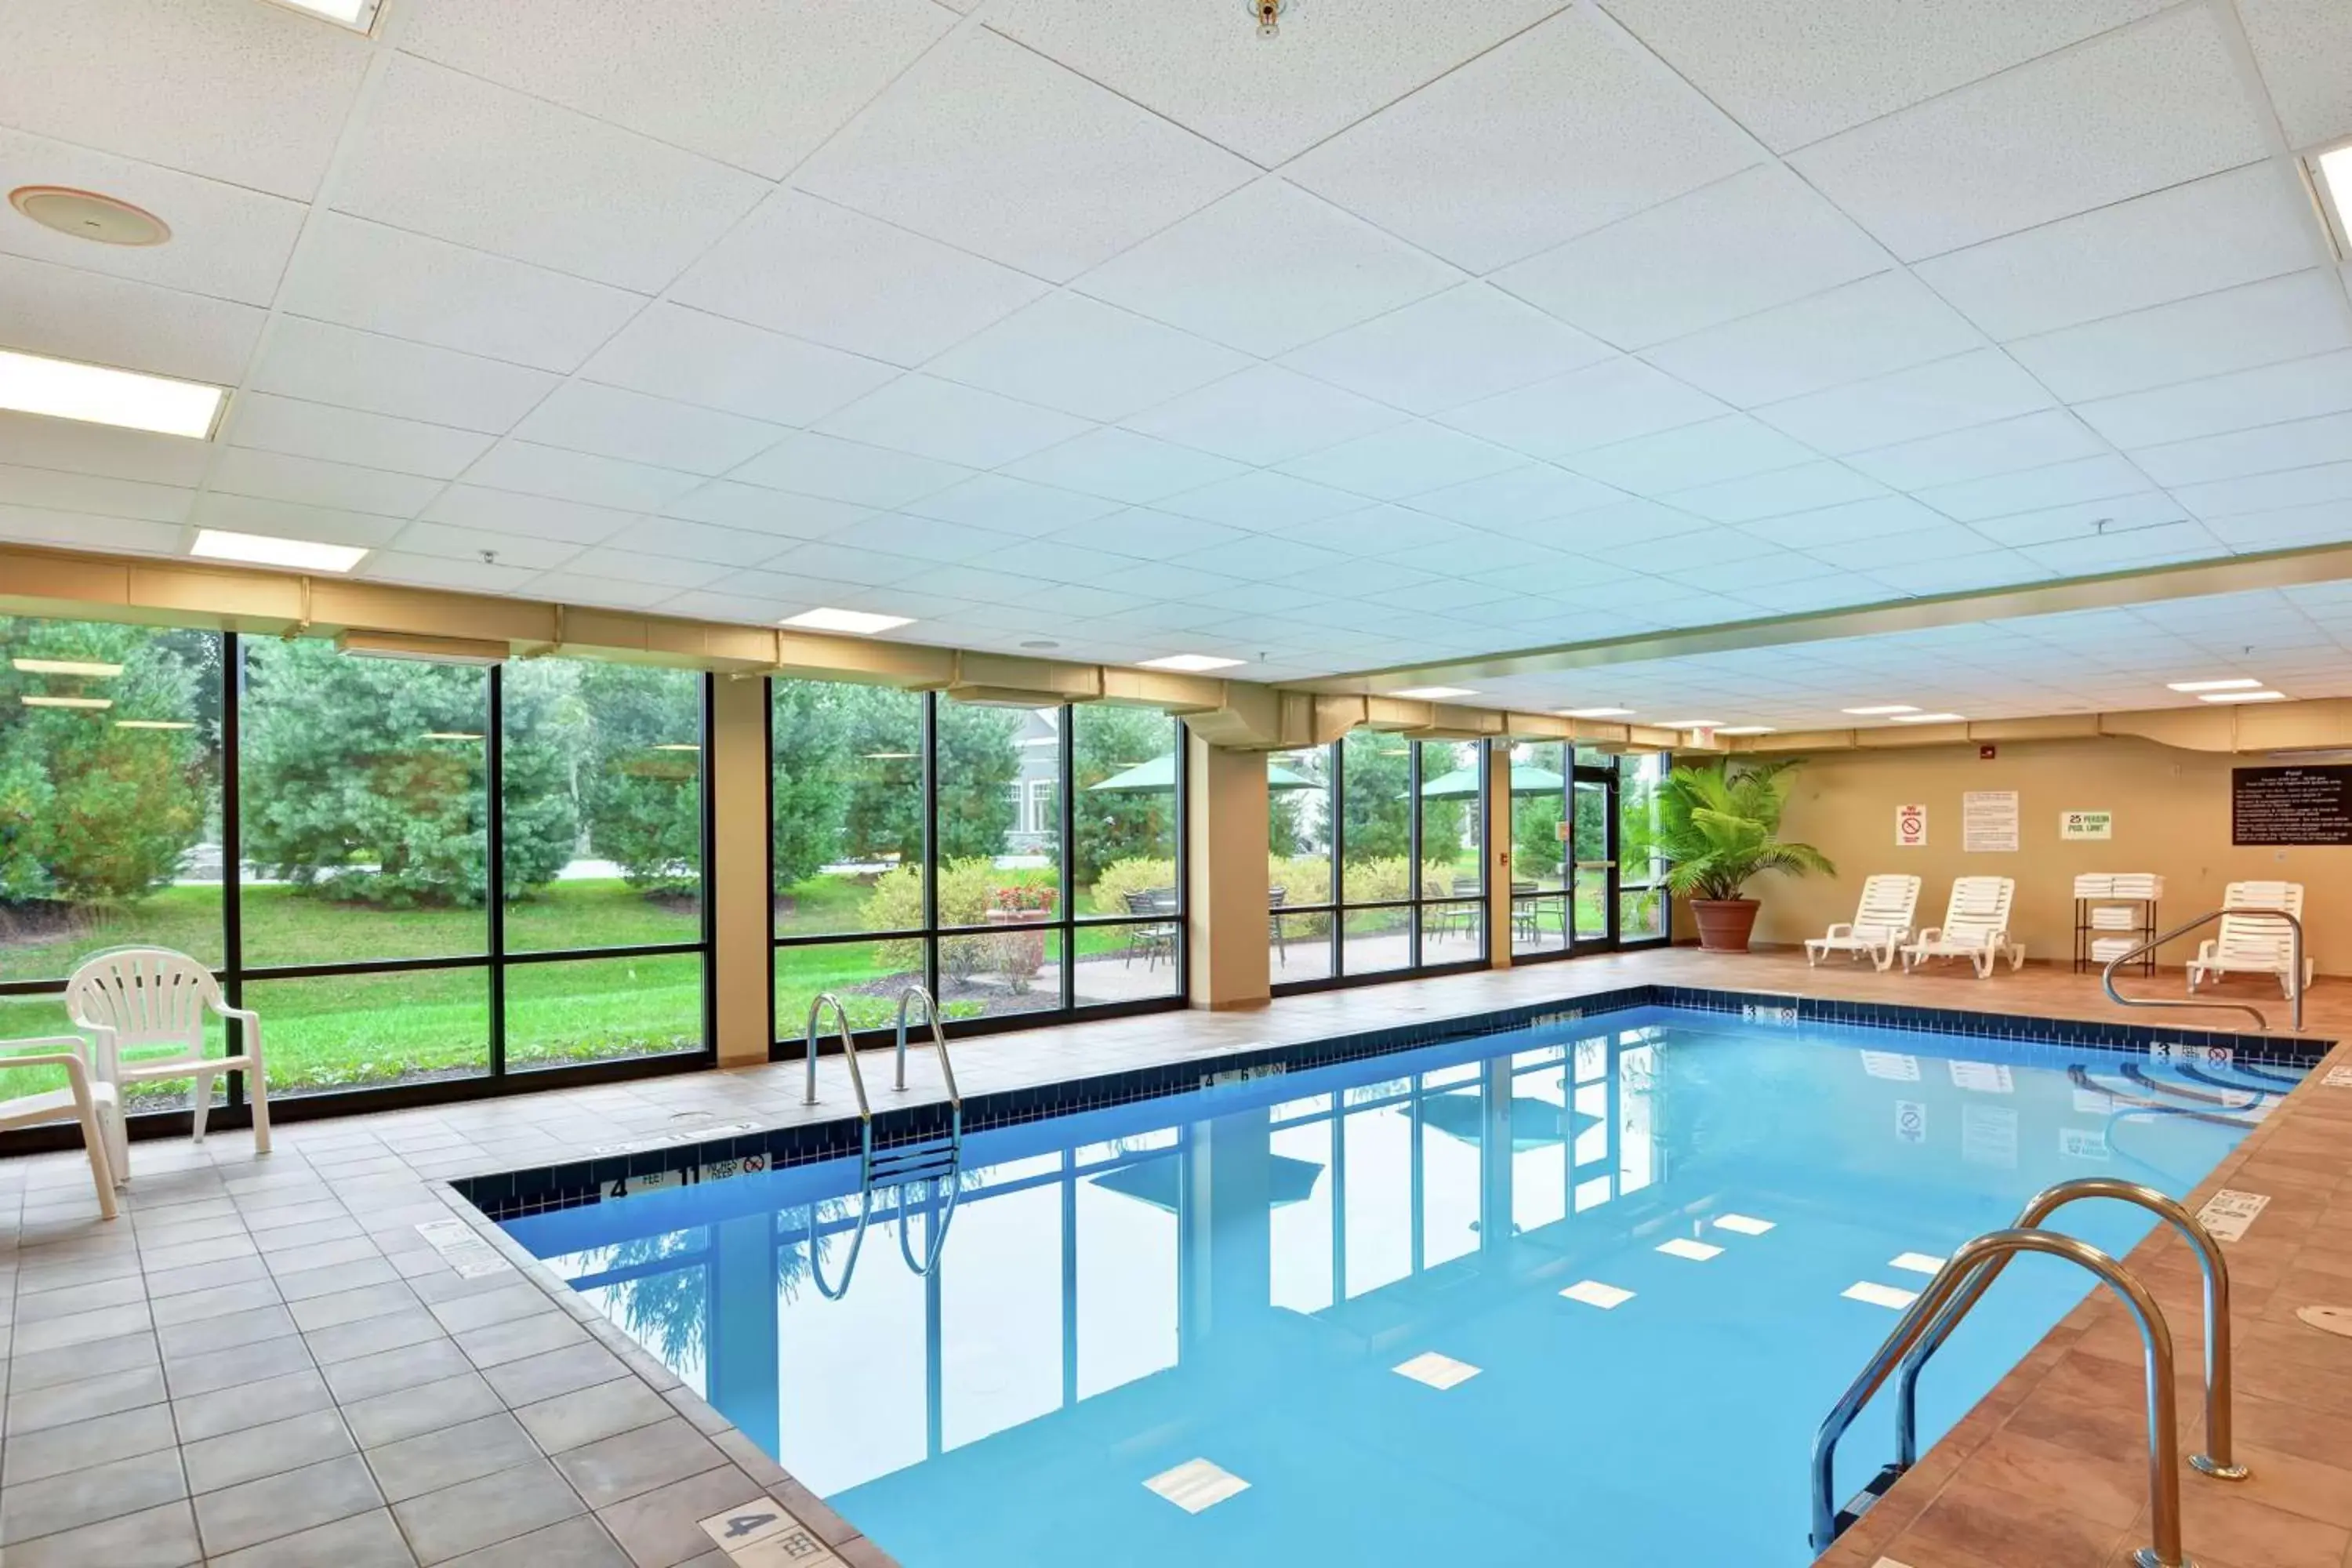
[500,1007,2294,1566]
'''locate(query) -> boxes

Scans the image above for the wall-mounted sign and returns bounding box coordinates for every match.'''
[1962,790,2019,852]
[2060,809,2113,840]
[1894,803,1927,848]
[2232,764,2352,845]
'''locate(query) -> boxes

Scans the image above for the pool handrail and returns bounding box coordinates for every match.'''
[801,992,870,1117]
[893,983,960,1108]
[1810,1229,2194,1568]
[1894,1176,2246,1482]
[2101,906,2302,1033]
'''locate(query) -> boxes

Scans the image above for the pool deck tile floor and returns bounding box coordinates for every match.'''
[0,946,2347,1566]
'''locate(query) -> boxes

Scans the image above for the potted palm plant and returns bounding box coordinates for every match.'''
[1657,758,1833,952]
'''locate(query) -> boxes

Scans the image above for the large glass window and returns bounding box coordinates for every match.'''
[1269,733,1484,993]
[1508,746,1671,959]
[770,683,1186,1054]
[0,615,711,1128]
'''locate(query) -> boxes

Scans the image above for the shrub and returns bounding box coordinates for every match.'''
[869,857,1003,971]
[1090,856,1178,916]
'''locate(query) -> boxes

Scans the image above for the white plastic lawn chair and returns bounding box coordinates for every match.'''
[1804,874,1920,971]
[0,1036,122,1218]
[1900,877,2024,979]
[2187,881,2312,998]
[66,947,270,1180]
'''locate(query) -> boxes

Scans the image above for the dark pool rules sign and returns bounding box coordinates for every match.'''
[2232,764,2352,845]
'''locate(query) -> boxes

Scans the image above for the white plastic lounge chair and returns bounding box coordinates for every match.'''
[2187,881,2312,997]
[67,947,270,1181]
[0,1036,121,1219]
[1900,877,2024,979]
[1805,874,1921,971]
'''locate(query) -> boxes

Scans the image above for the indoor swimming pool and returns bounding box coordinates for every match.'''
[495,1005,2298,1567]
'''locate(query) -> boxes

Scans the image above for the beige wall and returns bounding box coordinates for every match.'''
[709,673,771,1065]
[1186,731,1273,1009]
[1755,737,2352,974]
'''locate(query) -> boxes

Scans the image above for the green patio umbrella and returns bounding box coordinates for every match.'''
[1417,762,1568,799]
[1088,753,1321,793]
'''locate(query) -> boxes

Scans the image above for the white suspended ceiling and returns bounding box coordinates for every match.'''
[2,0,2352,721]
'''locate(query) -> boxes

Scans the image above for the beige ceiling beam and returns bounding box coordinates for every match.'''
[1301,539,2352,695]
[1732,699,2352,756]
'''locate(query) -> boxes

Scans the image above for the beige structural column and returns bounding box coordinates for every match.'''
[1185,730,1272,1010]
[1485,739,1514,969]
[710,672,771,1065]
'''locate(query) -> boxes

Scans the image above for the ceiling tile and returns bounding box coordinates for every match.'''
[387,520,585,572]
[1788,5,2270,260]
[2235,0,2352,146]
[1048,508,1247,562]
[828,513,1027,564]
[0,253,261,387]
[2130,410,2352,488]
[1753,349,2056,455]
[1844,408,2109,489]
[2017,518,2223,572]
[672,191,1049,368]
[1166,532,1348,581]
[1000,427,1248,504]
[250,318,560,435]
[764,539,935,590]
[1562,415,1819,493]
[514,383,785,477]
[1155,470,1364,528]
[526,568,690,612]
[2205,497,2352,550]
[1738,495,1950,550]
[1278,422,1521,501]
[423,485,641,546]
[897,474,1123,537]
[1599,0,2161,152]
[814,375,1091,468]
[2071,350,2352,449]
[987,0,1565,165]
[333,54,770,293]
[1288,9,1758,273]
[795,27,1255,281]
[1913,163,2318,343]
[1914,455,2152,522]
[1076,179,1457,357]
[924,292,1249,423]
[1269,504,1486,556]
[1124,365,1403,466]
[361,550,546,595]
[401,0,954,180]
[1642,273,1986,408]
[0,505,180,557]
[0,0,369,199]
[1279,283,1614,416]
[1437,358,1727,460]
[1402,465,1624,532]
[209,448,441,520]
[0,128,304,308]
[1495,166,1892,350]
[594,515,801,568]
[661,480,873,539]
[1664,461,1888,524]
[2005,270,2350,404]
[1964,491,2186,546]
[0,410,214,487]
[463,440,700,512]
[728,430,973,508]
[278,213,647,376]
[190,492,405,550]
[223,394,494,482]
[579,303,898,428]
[0,463,188,524]
[558,546,731,592]
[2170,461,2352,521]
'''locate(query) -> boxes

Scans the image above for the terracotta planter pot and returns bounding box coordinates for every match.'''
[1690,898,1761,953]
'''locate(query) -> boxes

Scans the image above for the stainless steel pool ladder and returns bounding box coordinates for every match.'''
[1811,1176,2245,1568]
[2101,906,2303,1033]
[799,990,964,1298]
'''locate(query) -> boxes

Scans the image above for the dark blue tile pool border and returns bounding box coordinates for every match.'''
[452,983,2336,1221]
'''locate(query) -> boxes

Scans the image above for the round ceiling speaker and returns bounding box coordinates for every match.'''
[9,187,171,246]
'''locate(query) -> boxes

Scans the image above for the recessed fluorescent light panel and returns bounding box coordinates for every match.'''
[2167,678,2263,693]
[781,608,914,636]
[2312,143,2352,259]
[266,0,381,30]
[2199,690,2288,704]
[1558,706,1633,718]
[1890,712,1965,724]
[191,529,368,573]
[1659,719,1722,730]
[1715,725,1777,735]
[20,695,111,710]
[114,720,194,730]
[1391,686,1476,701]
[1842,704,1920,716]
[0,347,226,439]
[1138,654,1244,673]
[11,658,122,677]
[420,731,483,742]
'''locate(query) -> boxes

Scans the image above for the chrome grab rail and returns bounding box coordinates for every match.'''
[895,1164,960,1277]
[1812,1229,2197,1568]
[801,993,870,1116]
[1896,1178,2246,1482]
[893,984,960,1107]
[807,1193,869,1301]
[2102,907,2303,1033]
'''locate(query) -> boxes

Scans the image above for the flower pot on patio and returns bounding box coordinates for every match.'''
[1690,898,1761,953]
[984,904,1051,992]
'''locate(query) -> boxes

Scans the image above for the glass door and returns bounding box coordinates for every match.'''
[1570,771,1617,950]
